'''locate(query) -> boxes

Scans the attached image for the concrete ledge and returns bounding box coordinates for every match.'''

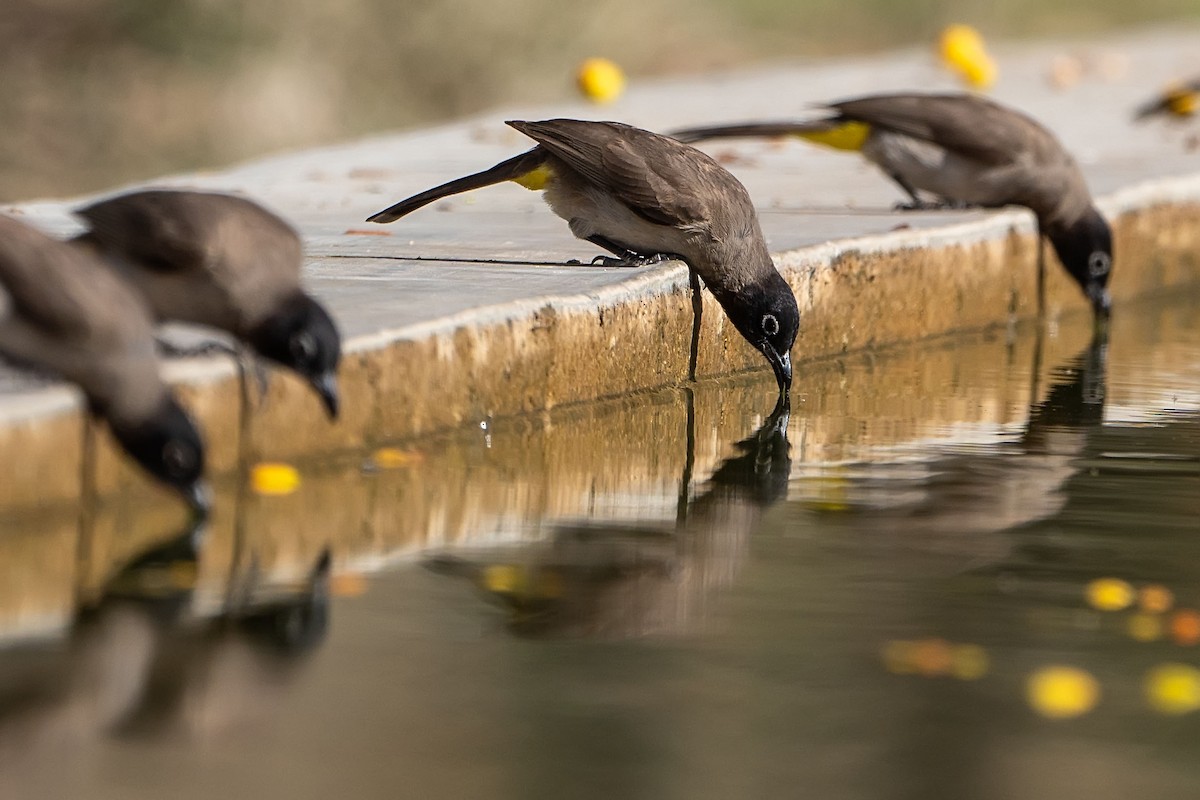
[2,30,1200,512]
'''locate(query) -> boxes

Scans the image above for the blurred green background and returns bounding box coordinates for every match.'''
[2,0,1196,202]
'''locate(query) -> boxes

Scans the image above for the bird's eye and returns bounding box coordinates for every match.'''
[761,313,780,336]
[290,331,317,363]
[1088,252,1111,278]
[162,440,196,477]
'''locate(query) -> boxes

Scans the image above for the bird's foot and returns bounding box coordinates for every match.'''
[156,338,271,406]
[893,198,976,212]
[589,251,682,267]
[157,338,239,360]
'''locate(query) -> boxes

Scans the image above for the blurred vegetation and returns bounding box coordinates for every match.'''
[0,0,1196,201]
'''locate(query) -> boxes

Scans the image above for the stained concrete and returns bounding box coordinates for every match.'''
[1,27,1200,507]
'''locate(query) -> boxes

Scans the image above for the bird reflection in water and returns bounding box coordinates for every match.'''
[427,396,792,638]
[797,330,1108,571]
[0,521,331,767]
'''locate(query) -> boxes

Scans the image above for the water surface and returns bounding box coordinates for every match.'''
[2,293,1199,799]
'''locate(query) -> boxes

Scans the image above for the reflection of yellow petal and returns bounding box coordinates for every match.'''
[483,564,521,594]
[938,24,997,89]
[1026,666,1100,719]
[1146,664,1200,714]
[576,58,626,104]
[950,644,989,680]
[1086,578,1135,611]
[371,447,424,469]
[1128,612,1163,642]
[251,463,301,496]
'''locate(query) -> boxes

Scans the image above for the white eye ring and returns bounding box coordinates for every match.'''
[1088,252,1111,278]
[761,313,779,336]
[291,331,317,362]
[163,440,194,476]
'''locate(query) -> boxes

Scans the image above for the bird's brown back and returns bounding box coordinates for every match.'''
[76,190,304,328]
[510,119,761,238]
[830,93,1068,167]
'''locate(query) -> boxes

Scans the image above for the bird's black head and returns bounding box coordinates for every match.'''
[250,293,342,418]
[1046,207,1113,318]
[716,272,800,396]
[108,396,209,515]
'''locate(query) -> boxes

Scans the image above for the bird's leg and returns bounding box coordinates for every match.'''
[156,337,270,407]
[237,347,272,410]
[585,235,685,267]
[886,174,957,211]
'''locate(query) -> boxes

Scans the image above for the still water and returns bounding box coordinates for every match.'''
[1,293,1199,799]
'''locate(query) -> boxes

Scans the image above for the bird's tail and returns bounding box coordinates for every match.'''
[1133,82,1200,121]
[670,119,870,152]
[367,148,548,223]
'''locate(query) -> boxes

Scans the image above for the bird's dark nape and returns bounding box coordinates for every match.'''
[1045,207,1113,318]
[107,395,208,513]
[249,292,343,418]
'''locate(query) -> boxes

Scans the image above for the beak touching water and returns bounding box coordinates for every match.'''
[311,372,340,419]
[183,480,212,519]
[762,343,793,397]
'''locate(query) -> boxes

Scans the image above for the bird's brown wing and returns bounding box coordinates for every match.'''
[0,215,149,343]
[77,190,302,278]
[830,93,1060,166]
[508,119,728,228]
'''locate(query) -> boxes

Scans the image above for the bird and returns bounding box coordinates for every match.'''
[367,119,799,396]
[672,93,1114,318]
[0,214,208,511]
[72,190,342,418]
[1134,78,1200,121]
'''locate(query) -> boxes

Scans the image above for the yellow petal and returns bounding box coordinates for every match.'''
[577,57,626,104]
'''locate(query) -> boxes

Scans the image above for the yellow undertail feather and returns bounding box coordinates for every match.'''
[512,164,553,191]
[796,121,871,152]
[1166,89,1199,117]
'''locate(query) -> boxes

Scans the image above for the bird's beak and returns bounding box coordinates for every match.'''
[761,342,793,396]
[1087,285,1112,321]
[311,372,340,419]
[183,480,212,519]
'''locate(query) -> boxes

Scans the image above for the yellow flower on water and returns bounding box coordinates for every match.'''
[1146,663,1200,714]
[1085,577,1135,611]
[577,57,626,104]
[1026,666,1100,719]
[250,462,301,496]
[1140,584,1175,614]
[950,644,990,680]
[939,24,997,89]
[1128,612,1163,642]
